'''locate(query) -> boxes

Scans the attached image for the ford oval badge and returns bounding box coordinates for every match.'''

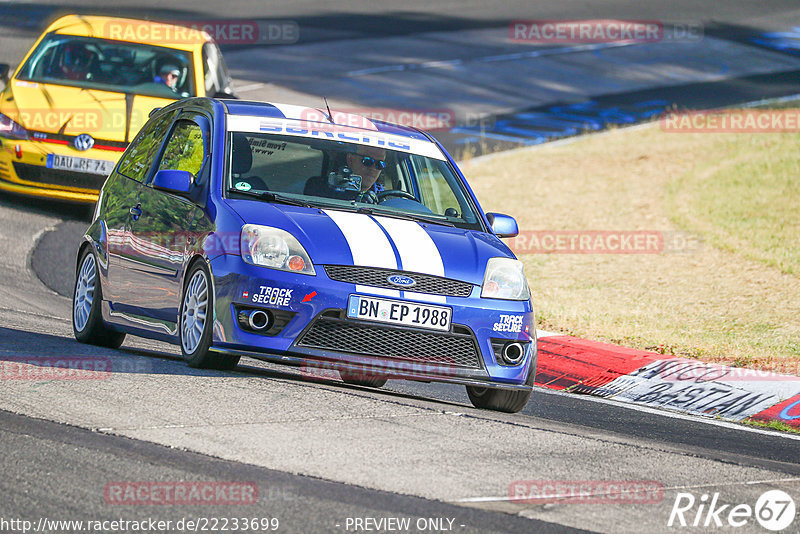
[387,274,416,288]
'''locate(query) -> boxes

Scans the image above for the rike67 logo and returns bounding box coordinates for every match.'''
[668,490,795,531]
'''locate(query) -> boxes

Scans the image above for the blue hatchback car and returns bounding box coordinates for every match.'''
[72,97,537,412]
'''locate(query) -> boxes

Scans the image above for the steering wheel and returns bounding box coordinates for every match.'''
[378,190,417,201]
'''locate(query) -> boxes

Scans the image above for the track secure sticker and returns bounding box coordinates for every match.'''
[234,181,252,191]
[251,286,293,306]
[493,314,524,333]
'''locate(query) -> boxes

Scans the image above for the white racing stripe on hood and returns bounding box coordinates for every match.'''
[373,216,447,304]
[323,209,400,297]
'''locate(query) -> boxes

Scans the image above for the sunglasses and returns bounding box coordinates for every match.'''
[357,155,386,170]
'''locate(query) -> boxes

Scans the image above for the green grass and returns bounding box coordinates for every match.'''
[665,135,800,275]
[742,418,800,434]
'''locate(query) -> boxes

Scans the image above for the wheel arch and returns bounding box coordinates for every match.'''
[181,254,211,289]
[179,254,215,316]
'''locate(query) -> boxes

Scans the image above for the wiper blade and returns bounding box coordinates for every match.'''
[401,212,455,227]
[227,189,313,208]
[358,206,455,227]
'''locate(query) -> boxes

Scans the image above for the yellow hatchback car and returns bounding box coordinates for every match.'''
[0,15,236,203]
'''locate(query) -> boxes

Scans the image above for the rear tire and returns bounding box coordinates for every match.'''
[339,370,388,388]
[72,247,126,348]
[179,261,240,370]
[466,386,531,413]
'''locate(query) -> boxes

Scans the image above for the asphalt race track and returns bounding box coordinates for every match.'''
[2,2,800,533]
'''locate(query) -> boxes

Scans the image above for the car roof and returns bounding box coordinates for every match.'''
[221,100,433,142]
[43,15,210,51]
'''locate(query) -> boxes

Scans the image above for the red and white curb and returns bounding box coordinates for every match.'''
[533,331,800,429]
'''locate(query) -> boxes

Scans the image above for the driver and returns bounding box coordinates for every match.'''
[59,43,94,80]
[305,145,386,203]
[154,64,180,91]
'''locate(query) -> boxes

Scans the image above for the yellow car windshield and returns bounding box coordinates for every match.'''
[16,33,195,99]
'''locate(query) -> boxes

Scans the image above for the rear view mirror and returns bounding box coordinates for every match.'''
[486,212,519,238]
[152,169,192,195]
[0,63,10,82]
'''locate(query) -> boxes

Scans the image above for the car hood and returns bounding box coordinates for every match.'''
[225,200,514,286]
[1,80,175,142]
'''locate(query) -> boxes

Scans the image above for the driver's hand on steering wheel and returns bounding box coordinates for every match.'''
[358,190,378,204]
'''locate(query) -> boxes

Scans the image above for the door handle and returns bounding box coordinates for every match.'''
[129,204,142,220]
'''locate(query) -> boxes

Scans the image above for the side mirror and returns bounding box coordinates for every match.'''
[152,169,193,195]
[485,212,519,238]
[0,63,10,82]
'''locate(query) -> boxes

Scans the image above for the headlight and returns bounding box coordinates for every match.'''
[481,257,530,300]
[240,224,315,275]
[0,113,29,140]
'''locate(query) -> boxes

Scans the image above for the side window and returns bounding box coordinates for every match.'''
[410,157,461,216]
[117,111,176,182]
[157,120,207,179]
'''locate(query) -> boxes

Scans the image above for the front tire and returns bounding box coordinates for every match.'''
[179,261,239,370]
[466,386,531,413]
[72,247,125,348]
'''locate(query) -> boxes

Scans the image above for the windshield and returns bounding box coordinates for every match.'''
[225,132,483,230]
[16,33,195,98]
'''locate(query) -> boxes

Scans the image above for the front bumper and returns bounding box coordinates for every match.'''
[209,254,537,389]
[0,137,122,202]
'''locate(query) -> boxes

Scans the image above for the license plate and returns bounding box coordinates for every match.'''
[46,154,115,176]
[347,295,452,332]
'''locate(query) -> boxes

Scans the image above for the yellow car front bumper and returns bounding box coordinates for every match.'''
[0,137,123,203]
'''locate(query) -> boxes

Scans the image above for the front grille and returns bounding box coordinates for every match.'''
[12,162,106,190]
[324,265,474,297]
[0,160,9,181]
[296,312,482,368]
